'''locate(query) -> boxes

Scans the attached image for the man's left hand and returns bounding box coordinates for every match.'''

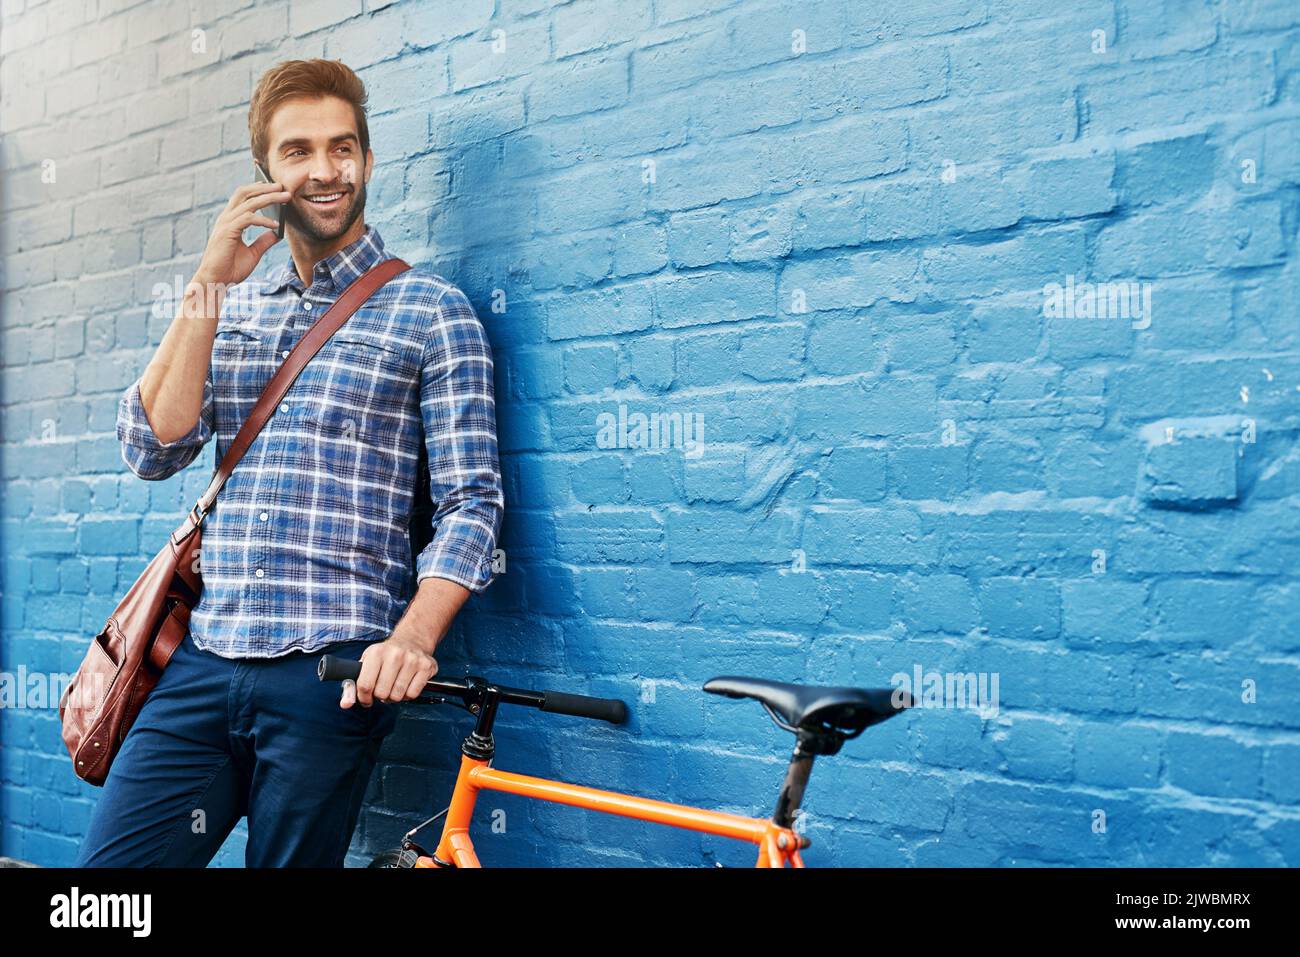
[341,634,439,709]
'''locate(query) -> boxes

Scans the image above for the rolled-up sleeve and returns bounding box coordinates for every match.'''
[116,370,214,480]
[415,287,505,593]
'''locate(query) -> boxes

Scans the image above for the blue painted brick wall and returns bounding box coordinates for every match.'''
[2,0,1299,867]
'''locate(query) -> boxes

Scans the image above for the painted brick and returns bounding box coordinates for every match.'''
[1142,436,1239,506]
[1166,732,1263,800]
[990,716,1073,783]
[979,577,1061,640]
[1074,722,1163,789]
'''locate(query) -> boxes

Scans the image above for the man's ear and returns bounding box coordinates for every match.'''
[364,148,374,184]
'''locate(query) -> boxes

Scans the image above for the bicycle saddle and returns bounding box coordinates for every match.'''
[703,676,912,734]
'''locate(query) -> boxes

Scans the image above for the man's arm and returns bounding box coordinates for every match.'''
[349,285,505,708]
[117,280,219,480]
[118,357,215,481]
[118,180,287,479]
[394,576,471,655]
[411,286,505,594]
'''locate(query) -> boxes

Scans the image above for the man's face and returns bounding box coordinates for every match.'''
[263,95,372,242]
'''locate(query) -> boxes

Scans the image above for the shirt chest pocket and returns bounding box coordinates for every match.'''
[296,333,410,440]
[213,324,266,356]
[212,325,275,415]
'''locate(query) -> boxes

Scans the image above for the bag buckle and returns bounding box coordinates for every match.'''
[189,500,208,525]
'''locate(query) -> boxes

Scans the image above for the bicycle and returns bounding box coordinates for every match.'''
[318,655,914,867]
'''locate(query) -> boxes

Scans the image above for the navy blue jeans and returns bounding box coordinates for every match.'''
[75,632,398,867]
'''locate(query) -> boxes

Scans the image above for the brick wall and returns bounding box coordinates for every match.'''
[2,0,1298,867]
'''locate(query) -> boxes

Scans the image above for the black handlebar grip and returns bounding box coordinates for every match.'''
[541,690,628,725]
[318,654,362,682]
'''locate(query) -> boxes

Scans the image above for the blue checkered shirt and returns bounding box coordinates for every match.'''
[117,225,504,658]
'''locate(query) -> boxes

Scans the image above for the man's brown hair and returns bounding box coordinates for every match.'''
[248,59,370,168]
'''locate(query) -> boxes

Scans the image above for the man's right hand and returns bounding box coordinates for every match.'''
[193,181,291,289]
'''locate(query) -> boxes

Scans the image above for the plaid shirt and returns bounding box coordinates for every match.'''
[117,225,504,658]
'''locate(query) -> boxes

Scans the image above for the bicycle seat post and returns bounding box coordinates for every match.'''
[772,728,844,830]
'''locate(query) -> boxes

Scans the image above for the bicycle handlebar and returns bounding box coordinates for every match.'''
[317,655,628,725]
[318,655,364,683]
[539,689,627,725]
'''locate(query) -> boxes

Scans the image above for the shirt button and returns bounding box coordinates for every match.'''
[259,512,269,522]
[254,568,265,578]
[282,349,290,358]
[302,301,313,311]
[279,403,289,413]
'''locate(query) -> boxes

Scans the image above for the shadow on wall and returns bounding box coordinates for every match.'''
[398,122,547,664]
[348,119,564,863]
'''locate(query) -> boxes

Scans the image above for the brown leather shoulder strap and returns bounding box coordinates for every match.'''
[190,256,412,521]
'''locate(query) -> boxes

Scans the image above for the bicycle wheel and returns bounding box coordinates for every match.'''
[367,846,421,868]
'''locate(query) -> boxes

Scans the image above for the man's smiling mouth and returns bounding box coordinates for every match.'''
[304,191,347,206]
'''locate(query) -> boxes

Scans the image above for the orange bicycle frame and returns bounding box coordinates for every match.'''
[416,752,808,868]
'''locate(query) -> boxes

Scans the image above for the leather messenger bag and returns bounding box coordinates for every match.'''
[59,257,411,785]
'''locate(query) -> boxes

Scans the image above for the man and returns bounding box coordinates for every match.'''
[75,59,504,867]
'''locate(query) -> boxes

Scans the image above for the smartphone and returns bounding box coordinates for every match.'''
[252,162,285,239]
